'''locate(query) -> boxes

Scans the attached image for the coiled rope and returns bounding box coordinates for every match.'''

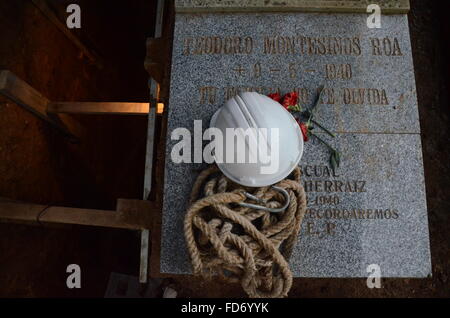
[184,166,307,298]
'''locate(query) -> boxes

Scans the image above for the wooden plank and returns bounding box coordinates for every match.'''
[0,70,49,119]
[48,102,150,115]
[47,102,164,115]
[0,199,157,230]
[116,199,158,229]
[31,0,102,69]
[0,201,129,229]
[0,70,77,139]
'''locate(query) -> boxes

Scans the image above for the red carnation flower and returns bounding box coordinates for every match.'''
[268,92,282,103]
[298,121,309,142]
[282,92,299,110]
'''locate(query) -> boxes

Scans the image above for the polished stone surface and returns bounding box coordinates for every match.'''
[160,12,431,277]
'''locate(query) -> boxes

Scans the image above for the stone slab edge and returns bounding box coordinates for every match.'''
[175,0,410,14]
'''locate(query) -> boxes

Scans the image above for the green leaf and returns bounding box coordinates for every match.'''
[310,132,333,151]
[334,151,341,167]
[330,153,337,174]
[288,104,301,112]
[330,150,341,174]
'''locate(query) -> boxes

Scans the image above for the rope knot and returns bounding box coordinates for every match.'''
[184,166,307,298]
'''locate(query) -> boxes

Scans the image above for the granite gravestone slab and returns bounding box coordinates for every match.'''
[160,4,431,277]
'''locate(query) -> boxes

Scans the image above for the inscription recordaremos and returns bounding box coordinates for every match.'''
[299,163,400,238]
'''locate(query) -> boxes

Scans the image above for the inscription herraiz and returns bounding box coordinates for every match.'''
[299,163,399,239]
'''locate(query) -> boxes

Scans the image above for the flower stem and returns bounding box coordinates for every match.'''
[310,131,334,151]
[311,119,336,138]
[310,131,341,173]
[310,85,325,114]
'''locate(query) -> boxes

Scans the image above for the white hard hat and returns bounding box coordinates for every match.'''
[209,92,303,187]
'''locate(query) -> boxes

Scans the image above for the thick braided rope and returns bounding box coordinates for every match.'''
[184,166,307,298]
